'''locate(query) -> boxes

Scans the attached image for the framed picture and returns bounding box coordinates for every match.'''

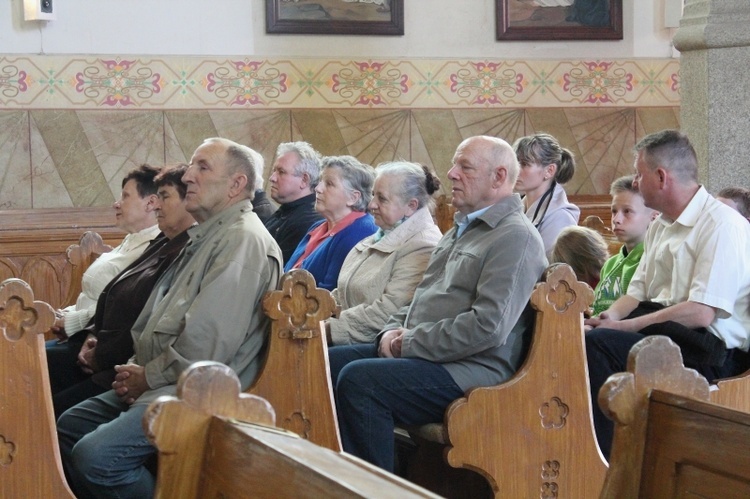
[266,0,404,36]
[497,0,623,41]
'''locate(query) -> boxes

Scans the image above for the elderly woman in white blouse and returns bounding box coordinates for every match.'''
[326,161,443,345]
[51,164,160,340]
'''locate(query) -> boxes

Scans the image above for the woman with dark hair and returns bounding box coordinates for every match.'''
[513,133,580,257]
[327,161,443,345]
[285,155,378,291]
[48,164,195,417]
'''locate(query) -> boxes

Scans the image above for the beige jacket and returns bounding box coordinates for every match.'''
[329,207,442,345]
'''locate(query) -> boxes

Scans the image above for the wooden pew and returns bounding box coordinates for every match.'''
[0,208,122,311]
[145,361,440,499]
[709,368,750,412]
[64,230,113,307]
[599,335,750,498]
[0,278,75,499]
[0,270,340,497]
[406,264,608,498]
[247,269,342,451]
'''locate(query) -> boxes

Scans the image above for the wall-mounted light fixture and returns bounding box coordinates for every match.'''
[24,0,56,21]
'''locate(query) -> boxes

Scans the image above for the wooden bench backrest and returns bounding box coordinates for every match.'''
[443,264,607,497]
[0,209,122,311]
[599,335,750,498]
[247,269,342,451]
[0,278,75,499]
[64,230,113,307]
[146,362,440,499]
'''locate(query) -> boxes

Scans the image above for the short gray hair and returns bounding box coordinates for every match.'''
[276,141,322,189]
[374,161,441,210]
[471,135,519,186]
[249,149,265,190]
[321,155,375,212]
[634,129,698,184]
[202,137,257,197]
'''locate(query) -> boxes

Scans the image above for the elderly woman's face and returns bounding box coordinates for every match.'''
[314,167,357,222]
[368,175,415,230]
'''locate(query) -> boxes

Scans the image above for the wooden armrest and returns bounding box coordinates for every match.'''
[0,278,74,498]
[247,269,342,451]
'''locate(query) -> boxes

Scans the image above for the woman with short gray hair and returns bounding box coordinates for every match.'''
[285,155,378,290]
[327,161,443,345]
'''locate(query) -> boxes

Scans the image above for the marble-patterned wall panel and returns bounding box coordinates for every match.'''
[0,106,680,209]
[0,112,32,209]
[164,111,218,165]
[29,111,166,207]
[210,110,294,185]
[331,110,412,167]
[164,110,293,186]
[29,113,74,209]
[635,107,681,138]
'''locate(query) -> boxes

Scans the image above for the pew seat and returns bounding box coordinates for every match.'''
[599,335,750,498]
[146,361,439,498]
[404,264,608,498]
[581,214,622,256]
[0,269,341,497]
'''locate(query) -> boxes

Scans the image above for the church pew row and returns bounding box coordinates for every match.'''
[0,209,122,312]
[0,278,75,498]
[0,274,432,498]
[599,335,750,498]
[405,264,750,498]
[0,269,342,497]
[145,361,439,498]
[2,260,750,498]
[404,264,607,497]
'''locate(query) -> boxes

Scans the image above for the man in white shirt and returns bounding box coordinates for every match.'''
[585,129,750,457]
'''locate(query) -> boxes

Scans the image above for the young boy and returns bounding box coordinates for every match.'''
[717,186,750,223]
[592,175,658,315]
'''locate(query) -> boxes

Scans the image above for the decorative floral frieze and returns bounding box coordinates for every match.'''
[448,62,524,105]
[205,60,288,106]
[330,61,409,106]
[0,56,680,109]
[74,59,162,107]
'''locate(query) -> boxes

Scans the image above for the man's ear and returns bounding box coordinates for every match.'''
[229,172,249,197]
[494,166,508,187]
[300,172,310,190]
[656,168,667,188]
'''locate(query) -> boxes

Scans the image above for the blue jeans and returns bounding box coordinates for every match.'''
[330,343,464,472]
[57,390,155,499]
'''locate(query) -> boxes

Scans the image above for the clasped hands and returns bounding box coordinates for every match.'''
[378,327,406,358]
[112,364,149,405]
[583,311,635,333]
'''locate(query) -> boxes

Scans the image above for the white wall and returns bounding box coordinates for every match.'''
[1,0,677,59]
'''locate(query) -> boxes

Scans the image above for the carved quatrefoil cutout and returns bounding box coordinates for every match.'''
[540,397,569,429]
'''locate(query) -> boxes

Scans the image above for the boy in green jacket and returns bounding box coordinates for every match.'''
[592,175,658,315]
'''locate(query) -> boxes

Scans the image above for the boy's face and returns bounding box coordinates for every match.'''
[611,190,656,250]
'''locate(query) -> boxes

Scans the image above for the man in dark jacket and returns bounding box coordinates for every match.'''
[264,141,324,264]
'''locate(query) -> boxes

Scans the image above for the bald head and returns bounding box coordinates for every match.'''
[447,136,518,214]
